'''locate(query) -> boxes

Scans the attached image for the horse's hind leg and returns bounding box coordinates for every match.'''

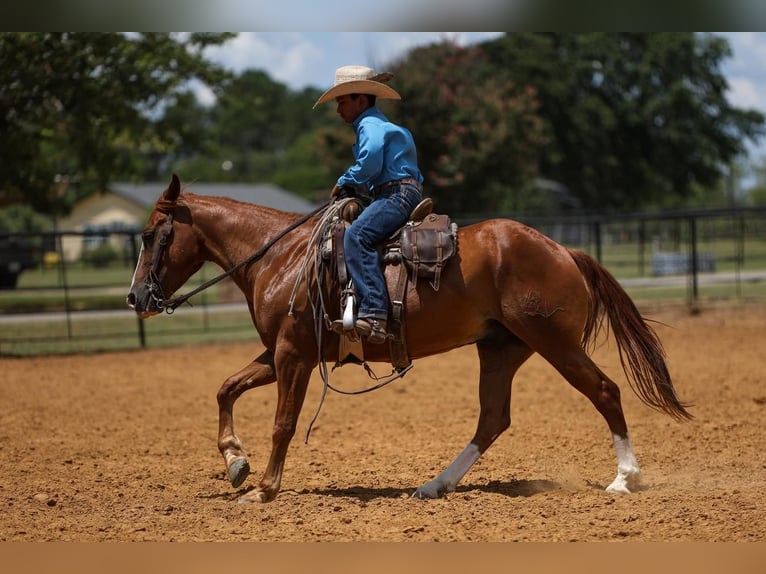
[217,350,276,488]
[413,337,532,499]
[545,346,641,493]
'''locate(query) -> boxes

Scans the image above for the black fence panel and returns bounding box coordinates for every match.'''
[2,206,765,355]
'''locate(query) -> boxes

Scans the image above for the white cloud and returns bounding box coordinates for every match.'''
[727,76,762,110]
[204,33,324,90]
[719,32,766,89]
[203,32,504,92]
[191,80,216,107]
[718,33,766,158]
[726,32,766,67]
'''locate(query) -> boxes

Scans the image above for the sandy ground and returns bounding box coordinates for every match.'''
[1,304,765,542]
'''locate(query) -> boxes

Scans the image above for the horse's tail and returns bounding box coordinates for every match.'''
[568,248,693,422]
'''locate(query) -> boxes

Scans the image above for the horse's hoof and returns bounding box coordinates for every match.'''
[238,489,269,504]
[605,477,632,494]
[228,457,250,488]
[411,484,444,499]
[605,483,631,494]
[606,470,641,494]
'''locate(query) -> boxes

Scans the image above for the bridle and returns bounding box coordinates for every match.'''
[146,212,175,312]
[143,201,330,314]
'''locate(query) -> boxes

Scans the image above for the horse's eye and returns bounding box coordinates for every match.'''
[141,230,155,247]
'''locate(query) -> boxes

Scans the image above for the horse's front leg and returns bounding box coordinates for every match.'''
[217,350,276,488]
[238,345,314,503]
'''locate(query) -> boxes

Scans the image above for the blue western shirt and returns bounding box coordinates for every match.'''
[336,106,423,192]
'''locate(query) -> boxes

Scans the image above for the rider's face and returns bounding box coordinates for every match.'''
[335,94,368,124]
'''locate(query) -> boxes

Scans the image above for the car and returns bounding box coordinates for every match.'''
[0,236,41,289]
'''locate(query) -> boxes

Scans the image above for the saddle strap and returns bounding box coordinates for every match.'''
[388,263,411,371]
[332,221,348,286]
[431,229,445,291]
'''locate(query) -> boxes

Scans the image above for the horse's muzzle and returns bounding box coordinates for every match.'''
[126,288,161,318]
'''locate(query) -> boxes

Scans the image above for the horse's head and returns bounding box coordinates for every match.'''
[127,174,204,317]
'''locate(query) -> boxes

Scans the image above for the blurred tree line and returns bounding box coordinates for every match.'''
[1,32,765,231]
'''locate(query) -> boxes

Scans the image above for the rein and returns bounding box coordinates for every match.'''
[149,201,330,313]
[147,195,410,445]
[293,198,414,443]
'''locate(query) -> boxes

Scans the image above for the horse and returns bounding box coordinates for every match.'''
[127,174,692,503]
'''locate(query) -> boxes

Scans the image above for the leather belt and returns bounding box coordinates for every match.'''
[375,178,423,192]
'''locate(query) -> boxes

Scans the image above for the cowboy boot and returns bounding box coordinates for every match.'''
[355,318,388,344]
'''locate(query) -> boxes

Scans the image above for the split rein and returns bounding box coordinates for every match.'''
[146,197,412,442]
[147,201,331,313]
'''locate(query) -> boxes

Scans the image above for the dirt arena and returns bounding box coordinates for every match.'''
[1,304,765,542]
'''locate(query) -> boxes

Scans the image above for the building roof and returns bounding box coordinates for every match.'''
[110,181,315,214]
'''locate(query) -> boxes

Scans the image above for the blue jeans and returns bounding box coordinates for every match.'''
[344,182,422,320]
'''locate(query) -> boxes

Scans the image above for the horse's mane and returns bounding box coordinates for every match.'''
[154,190,306,222]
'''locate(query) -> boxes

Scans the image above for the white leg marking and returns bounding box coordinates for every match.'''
[412,443,482,499]
[606,433,642,494]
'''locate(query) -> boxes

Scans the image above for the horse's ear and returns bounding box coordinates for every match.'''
[163,173,181,203]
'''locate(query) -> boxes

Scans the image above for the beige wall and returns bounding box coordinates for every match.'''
[57,193,146,261]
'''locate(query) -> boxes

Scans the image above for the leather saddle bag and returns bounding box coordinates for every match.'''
[398,213,457,291]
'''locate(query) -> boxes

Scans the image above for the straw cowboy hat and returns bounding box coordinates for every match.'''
[313,65,401,108]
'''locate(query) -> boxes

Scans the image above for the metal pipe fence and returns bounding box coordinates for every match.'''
[2,206,765,356]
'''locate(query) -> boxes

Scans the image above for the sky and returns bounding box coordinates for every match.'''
[198,32,505,99]
[198,32,766,163]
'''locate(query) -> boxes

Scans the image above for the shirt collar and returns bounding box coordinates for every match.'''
[352,105,380,129]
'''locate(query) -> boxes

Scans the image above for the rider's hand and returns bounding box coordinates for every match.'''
[331,184,356,199]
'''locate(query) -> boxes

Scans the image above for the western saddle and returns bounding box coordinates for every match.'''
[322,196,458,371]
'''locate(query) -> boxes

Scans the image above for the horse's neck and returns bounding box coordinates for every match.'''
[189,196,306,272]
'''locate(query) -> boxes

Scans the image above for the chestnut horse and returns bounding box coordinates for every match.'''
[127,174,691,503]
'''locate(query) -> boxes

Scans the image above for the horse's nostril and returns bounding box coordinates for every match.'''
[126,292,136,308]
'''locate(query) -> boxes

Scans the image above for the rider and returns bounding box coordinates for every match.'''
[314,65,424,344]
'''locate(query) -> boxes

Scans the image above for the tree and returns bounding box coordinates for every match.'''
[747,155,766,206]
[0,32,234,216]
[0,204,54,233]
[212,70,289,157]
[482,33,766,211]
[386,42,545,215]
[211,72,329,182]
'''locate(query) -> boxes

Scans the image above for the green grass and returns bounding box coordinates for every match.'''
[0,309,257,356]
[1,261,227,313]
[16,262,135,288]
[2,234,765,357]
[0,291,128,313]
[625,281,766,303]
[15,259,228,289]
[575,238,766,279]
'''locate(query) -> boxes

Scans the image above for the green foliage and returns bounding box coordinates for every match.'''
[270,128,345,196]
[482,33,766,211]
[82,242,119,268]
[747,155,766,205]
[749,187,766,206]
[0,204,54,232]
[0,32,234,215]
[3,32,765,220]
[169,72,331,192]
[173,147,281,182]
[387,41,545,214]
